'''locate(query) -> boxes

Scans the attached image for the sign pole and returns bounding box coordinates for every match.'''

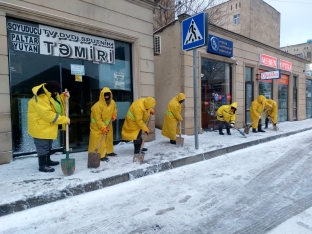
[193,48,199,149]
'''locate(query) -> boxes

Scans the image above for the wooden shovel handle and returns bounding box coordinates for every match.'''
[179,121,182,138]
[140,114,152,150]
[95,119,113,152]
[65,88,69,152]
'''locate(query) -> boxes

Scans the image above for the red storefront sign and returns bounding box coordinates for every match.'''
[278,74,289,85]
[260,54,278,69]
[279,59,292,72]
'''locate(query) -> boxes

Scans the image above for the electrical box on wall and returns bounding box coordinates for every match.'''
[154,35,161,55]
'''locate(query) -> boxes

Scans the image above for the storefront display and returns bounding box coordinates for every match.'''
[306,79,312,118]
[278,74,289,122]
[201,58,231,130]
[7,18,133,155]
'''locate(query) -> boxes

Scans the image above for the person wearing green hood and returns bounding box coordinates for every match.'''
[217,102,238,135]
[161,93,185,144]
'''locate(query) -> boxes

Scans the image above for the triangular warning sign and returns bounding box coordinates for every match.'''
[184,19,203,45]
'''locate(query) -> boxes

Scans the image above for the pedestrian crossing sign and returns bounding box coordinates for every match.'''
[182,12,207,51]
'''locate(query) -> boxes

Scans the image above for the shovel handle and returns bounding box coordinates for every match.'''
[140,114,152,151]
[95,119,113,152]
[65,88,69,152]
[179,121,182,138]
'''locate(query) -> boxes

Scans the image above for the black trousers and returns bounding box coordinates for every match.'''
[133,131,143,154]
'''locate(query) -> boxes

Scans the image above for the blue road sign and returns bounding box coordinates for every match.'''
[182,12,207,51]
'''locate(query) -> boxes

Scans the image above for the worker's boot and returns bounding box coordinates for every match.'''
[219,128,224,135]
[252,128,257,133]
[258,123,265,132]
[38,154,55,173]
[226,127,231,135]
[264,118,269,129]
[47,153,59,166]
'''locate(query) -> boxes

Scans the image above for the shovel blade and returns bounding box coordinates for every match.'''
[244,125,250,134]
[133,153,139,163]
[237,129,247,138]
[88,152,101,168]
[176,137,184,147]
[61,158,75,176]
[133,152,144,163]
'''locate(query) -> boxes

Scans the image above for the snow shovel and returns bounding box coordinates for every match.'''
[225,120,247,138]
[61,89,75,176]
[88,119,113,168]
[133,114,151,163]
[244,118,259,134]
[176,121,184,147]
[268,117,279,131]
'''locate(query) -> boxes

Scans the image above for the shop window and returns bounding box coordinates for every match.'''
[234,14,240,25]
[278,75,289,122]
[306,79,312,118]
[245,67,253,125]
[201,58,231,131]
[7,18,133,156]
[293,76,297,120]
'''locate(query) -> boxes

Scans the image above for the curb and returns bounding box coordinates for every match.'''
[1,127,311,217]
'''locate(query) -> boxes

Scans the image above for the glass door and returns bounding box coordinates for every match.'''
[201,58,231,131]
[245,67,253,125]
[306,79,312,118]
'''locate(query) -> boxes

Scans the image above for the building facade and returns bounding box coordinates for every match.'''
[280,40,312,62]
[0,0,157,164]
[208,0,280,48]
[154,14,307,135]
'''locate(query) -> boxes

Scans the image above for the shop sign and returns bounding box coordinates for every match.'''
[7,20,115,64]
[306,64,312,76]
[278,74,289,85]
[260,54,277,69]
[279,59,292,72]
[71,64,85,75]
[207,34,233,57]
[260,70,281,80]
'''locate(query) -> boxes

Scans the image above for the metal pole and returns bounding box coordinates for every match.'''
[193,49,199,149]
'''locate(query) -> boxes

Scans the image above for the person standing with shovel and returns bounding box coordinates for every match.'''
[28,81,70,173]
[88,87,117,163]
[161,93,185,144]
[122,97,156,157]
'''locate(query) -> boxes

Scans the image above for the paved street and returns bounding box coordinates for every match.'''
[1,130,312,233]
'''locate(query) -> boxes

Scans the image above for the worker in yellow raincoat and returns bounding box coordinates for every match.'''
[88,87,117,162]
[161,93,185,144]
[264,99,278,130]
[216,102,237,135]
[28,81,70,173]
[250,95,268,133]
[122,97,156,154]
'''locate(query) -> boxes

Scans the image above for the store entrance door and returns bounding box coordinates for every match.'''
[201,58,231,131]
[60,58,100,152]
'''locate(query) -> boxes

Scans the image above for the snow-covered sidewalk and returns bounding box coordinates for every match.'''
[1,119,312,217]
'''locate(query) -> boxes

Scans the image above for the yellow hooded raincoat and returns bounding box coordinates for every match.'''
[28,83,69,140]
[161,93,185,140]
[88,87,117,158]
[265,99,278,124]
[250,95,267,128]
[122,97,156,141]
[216,102,237,124]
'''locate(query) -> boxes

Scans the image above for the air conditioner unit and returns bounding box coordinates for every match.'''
[154,35,161,55]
